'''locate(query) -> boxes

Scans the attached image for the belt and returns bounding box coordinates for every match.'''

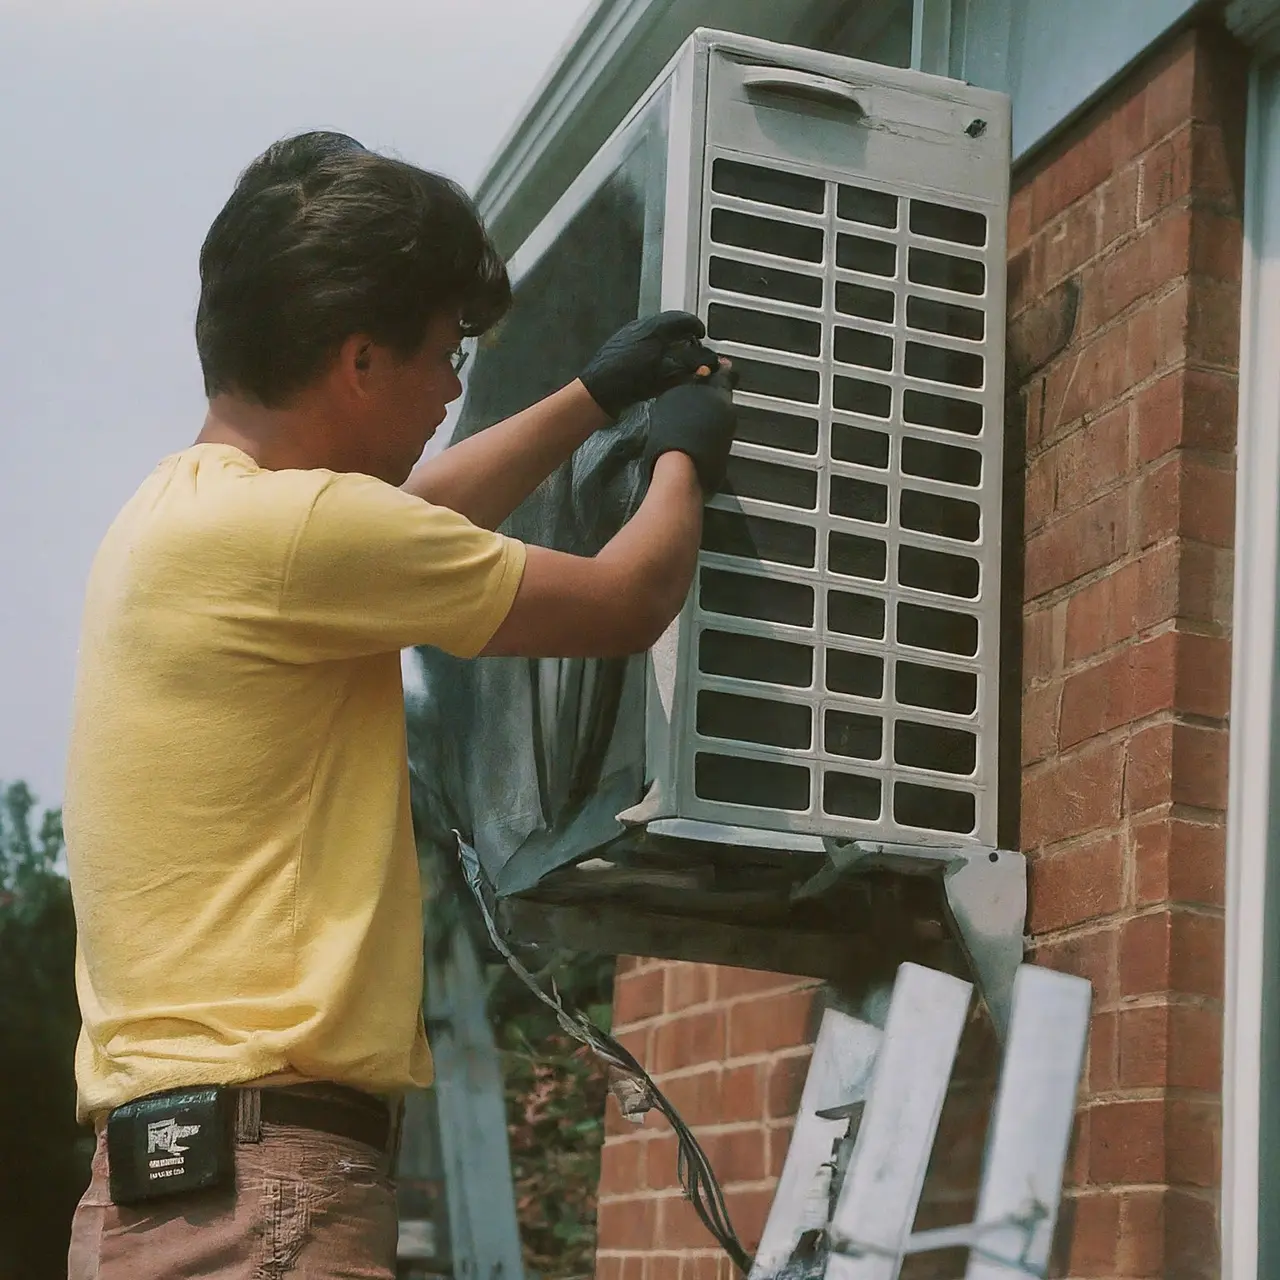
[251,1084,394,1153]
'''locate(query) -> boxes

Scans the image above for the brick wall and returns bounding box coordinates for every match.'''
[594,21,1247,1280]
[1013,23,1245,1279]
[597,961,820,1280]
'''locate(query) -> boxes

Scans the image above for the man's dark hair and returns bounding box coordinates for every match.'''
[196,131,511,405]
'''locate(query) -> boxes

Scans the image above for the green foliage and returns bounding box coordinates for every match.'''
[493,959,615,1280]
[0,781,89,1280]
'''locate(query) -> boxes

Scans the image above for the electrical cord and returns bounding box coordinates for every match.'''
[455,835,753,1275]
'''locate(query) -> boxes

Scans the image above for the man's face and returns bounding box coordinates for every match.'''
[357,313,464,485]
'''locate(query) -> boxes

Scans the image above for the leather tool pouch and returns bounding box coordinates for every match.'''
[106,1087,235,1205]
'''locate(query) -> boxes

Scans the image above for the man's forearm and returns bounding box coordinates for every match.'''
[402,380,609,529]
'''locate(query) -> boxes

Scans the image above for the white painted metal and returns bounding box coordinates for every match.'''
[1223,53,1280,1280]
[963,966,1091,1279]
[824,963,972,1280]
[640,33,1010,847]
[752,1008,885,1279]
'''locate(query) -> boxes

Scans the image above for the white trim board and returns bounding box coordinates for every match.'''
[1224,52,1280,1280]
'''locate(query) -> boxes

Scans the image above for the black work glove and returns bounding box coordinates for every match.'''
[644,366,739,495]
[580,311,719,419]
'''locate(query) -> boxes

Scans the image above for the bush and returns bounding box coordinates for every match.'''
[0,782,90,1280]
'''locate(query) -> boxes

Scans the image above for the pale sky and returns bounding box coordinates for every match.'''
[0,0,595,810]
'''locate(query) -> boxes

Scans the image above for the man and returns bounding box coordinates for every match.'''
[64,131,736,1278]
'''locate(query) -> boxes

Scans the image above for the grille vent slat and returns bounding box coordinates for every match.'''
[680,138,1003,844]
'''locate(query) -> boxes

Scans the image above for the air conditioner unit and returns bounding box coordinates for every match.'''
[412,31,1022,1026]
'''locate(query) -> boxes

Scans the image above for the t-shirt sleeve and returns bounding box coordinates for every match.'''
[274,472,527,660]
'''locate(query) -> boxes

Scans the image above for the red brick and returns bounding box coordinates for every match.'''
[1116,1189,1165,1277]
[680,1255,720,1280]
[1007,238,1044,318]
[1064,562,1140,662]
[1040,405,1132,525]
[1191,209,1244,283]
[646,1133,679,1190]
[725,1188,775,1252]
[1135,366,1238,463]
[766,1050,812,1119]
[623,1254,645,1280]
[598,1254,624,1280]
[1042,193,1100,286]
[658,1193,723,1251]
[1140,128,1190,221]
[1160,1188,1220,1275]
[1068,1191,1120,1276]
[714,966,803,999]
[1028,836,1124,932]
[1025,490,1129,599]
[614,1027,653,1073]
[714,1127,767,1184]
[1089,1010,1118,1092]
[727,988,816,1058]
[1059,649,1136,749]
[600,1137,647,1196]
[652,1009,726,1075]
[1024,451,1054,533]
[1128,280,1189,383]
[768,1122,793,1178]
[1032,119,1114,230]
[1023,604,1063,682]
[1166,1096,1220,1187]
[1174,540,1234,630]
[615,968,666,1025]
[1021,739,1124,849]
[1143,35,1197,147]
[1008,183,1032,255]
[644,1254,681,1280]
[1032,926,1119,1006]
[1133,816,1226,908]
[1021,683,1060,765]
[1099,164,1139,251]
[1116,1003,1170,1089]
[1174,631,1232,718]
[1106,80,1148,162]
[1126,721,1229,814]
[1169,1004,1224,1090]
[1138,455,1235,549]
[656,1068,722,1126]
[1088,1098,1166,1183]
[598,1196,657,1251]
[666,963,715,1012]
[1186,275,1243,369]
[1079,208,1191,333]
[1040,323,1131,438]
[720,1062,766,1123]
[1119,909,1225,999]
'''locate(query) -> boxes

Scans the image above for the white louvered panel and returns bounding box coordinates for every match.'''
[675,122,1006,847]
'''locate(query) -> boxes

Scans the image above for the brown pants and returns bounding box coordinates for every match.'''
[67,1112,399,1279]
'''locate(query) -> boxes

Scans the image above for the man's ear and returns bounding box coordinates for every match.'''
[334,334,376,394]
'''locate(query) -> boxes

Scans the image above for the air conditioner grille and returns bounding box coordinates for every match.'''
[678,145,1004,845]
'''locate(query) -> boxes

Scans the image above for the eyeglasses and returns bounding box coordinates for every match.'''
[450,344,471,375]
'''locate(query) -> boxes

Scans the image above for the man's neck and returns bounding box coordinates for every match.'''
[198,394,343,473]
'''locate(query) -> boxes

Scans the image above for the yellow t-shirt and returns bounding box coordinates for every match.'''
[64,443,526,1121]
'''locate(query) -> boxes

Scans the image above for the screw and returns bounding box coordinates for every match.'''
[966,118,988,138]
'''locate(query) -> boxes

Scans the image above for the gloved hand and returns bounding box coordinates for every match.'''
[580,311,719,419]
[644,365,739,495]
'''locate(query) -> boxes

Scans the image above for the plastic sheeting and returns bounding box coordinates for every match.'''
[408,176,657,899]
